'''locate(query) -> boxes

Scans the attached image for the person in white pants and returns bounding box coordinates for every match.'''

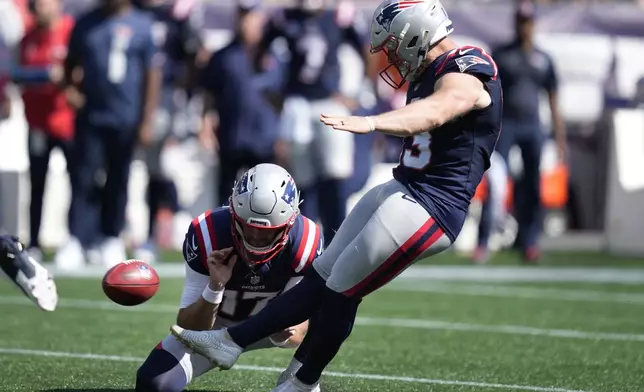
[473,151,509,263]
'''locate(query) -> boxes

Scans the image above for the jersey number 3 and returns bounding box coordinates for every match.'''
[401,132,432,169]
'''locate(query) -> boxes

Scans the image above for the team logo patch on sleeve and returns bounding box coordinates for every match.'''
[185,234,198,262]
[455,55,490,73]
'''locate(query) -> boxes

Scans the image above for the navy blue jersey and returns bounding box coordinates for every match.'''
[493,42,556,125]
[182,207,324,321]
[202,40,280,154]
[139,2,202,87]
[69,8,159,129]
[262,9,365,100]
[393,46,503,242]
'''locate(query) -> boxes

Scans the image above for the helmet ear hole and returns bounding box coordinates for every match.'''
[407,36,418,49]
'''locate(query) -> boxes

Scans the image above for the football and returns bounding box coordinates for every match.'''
[102,260,160,306]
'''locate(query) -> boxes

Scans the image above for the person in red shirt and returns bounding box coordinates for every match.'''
[17,0,75,260]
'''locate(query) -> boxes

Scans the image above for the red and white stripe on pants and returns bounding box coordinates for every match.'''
[313,179,452,298]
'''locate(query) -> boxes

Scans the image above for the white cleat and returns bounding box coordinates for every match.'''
[133,242,157,264]
[277,370,295,388]
[276,358,303,387]
[170,326,242,370]
[54,237,85,270]
[271,377,320,392]
[14,249,58,312]
[101,237,127,268]
[86,243,103,266]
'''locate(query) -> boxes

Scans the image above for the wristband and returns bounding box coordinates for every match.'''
[202,285,224,304]
[365,116,376,132]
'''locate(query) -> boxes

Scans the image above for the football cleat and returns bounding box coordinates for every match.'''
[276,358,303,387]
[1,236,58,311]
[271,377,320,392]
[54,236,85,270]
[169,326,242,370]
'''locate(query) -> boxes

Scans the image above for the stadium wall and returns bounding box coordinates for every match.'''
[604,109,644,257]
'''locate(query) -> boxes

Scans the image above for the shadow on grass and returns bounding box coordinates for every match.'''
[41,389,236,392]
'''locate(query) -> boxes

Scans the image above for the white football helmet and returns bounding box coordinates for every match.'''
[370,0,454,88]
[229,163,300,265]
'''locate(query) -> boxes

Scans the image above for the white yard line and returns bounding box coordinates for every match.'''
[42,263,644,283]
[0,347,591,392]
[1,296,643,342]
[356,317,644,342]
[383,283,644,304]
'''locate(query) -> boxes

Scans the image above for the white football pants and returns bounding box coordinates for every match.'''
[153,317,275,384]
[313,179,452,297]
[487,151,509,230]
[280,96,354,188]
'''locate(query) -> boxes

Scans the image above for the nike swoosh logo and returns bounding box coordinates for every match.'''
[459,48,474,55]
[317,247,322,256]
[191,235,198,250]
[401,194,418,204]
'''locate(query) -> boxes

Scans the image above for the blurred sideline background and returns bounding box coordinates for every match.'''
[0,0,643,261]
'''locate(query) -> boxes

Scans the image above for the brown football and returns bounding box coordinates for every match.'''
[102,260,160,306]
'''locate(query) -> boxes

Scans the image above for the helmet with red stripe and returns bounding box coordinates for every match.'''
[370,0,454,89]
[229,164,300,266]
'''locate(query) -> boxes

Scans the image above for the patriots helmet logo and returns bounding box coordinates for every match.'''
[281,177,297,206]
[235,172,250,195]
[376,1,424,32]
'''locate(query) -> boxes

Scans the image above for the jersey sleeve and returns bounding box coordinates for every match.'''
[182,210,219,275]
[200,50,223,94]
[289,216,324,276]
[67,14,86,61]
[179,263,210,308]
[435,46,498,83]
[542,52,558,93]
[140,16,161,69]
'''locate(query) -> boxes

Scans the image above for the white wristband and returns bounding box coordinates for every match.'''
[365,116,376,132]
[202,285,224,304]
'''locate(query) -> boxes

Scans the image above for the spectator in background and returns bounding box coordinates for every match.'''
[132,0,206,264]
[56,0,161,269]
[0,0,29,50]
[14,0,75,262]
[255,0,368,243]
[0,0,28,121]
[0,79,9,120]
[482,1,566,262]
[473,152,509,263]
[200,0,282,207]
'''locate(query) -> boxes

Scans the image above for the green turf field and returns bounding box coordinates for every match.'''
[1,255,644,391]
[39,248,644,267]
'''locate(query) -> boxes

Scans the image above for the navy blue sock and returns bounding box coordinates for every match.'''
[295,288,361,385]
[293,303,323,363]
[228,268,326,348]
